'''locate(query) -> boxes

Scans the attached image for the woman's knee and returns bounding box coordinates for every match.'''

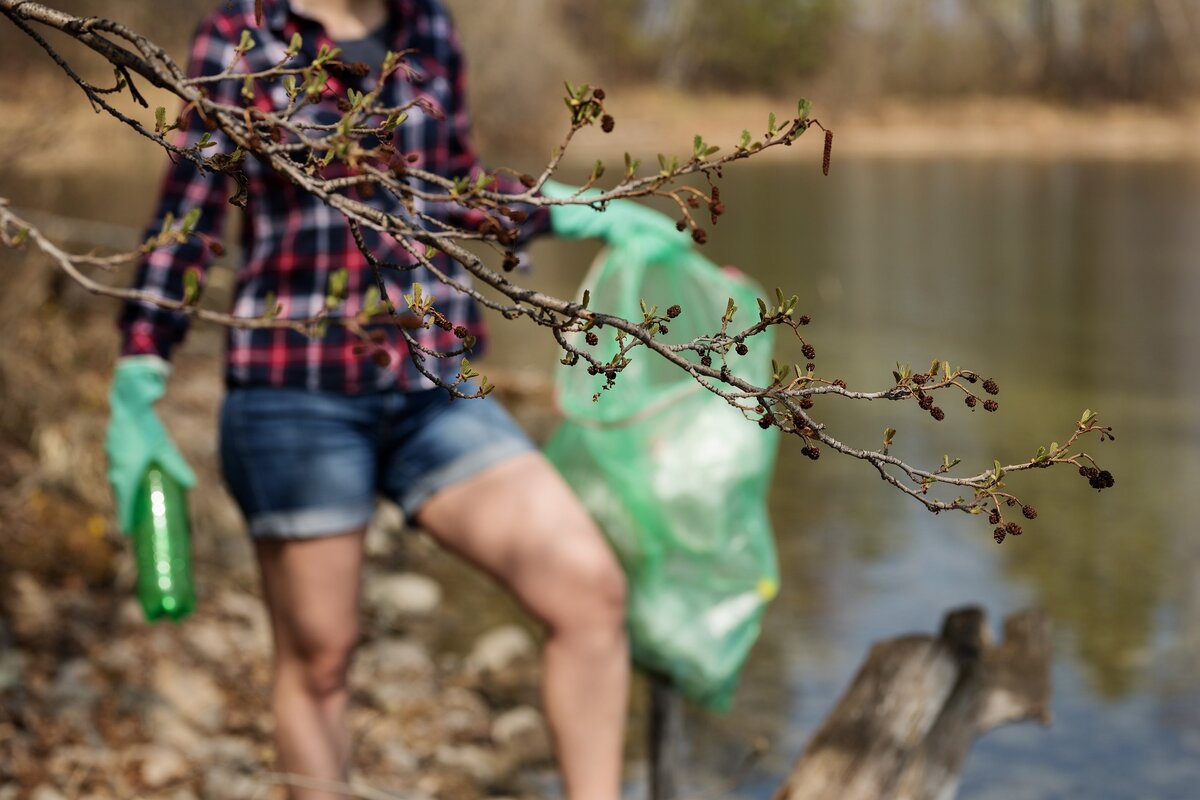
[540,541,628,635]
[278,629,359,698]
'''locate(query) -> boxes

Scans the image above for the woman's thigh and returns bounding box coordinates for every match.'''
[255,530,366,662]
[414,452,625,629]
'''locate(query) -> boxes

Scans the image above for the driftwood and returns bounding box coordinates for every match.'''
[773,606,1051,800]
[646,606,1051,800]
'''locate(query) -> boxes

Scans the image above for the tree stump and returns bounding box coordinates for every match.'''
[772,606,1051,800]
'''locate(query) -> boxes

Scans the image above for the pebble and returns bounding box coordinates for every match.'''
[365,500,405,557]
[138,744,190,788]
[0,650,25,693]
[465,624,539,699]
[200,735,260,769]
[439,686,493,742]
[378,739,419,772]
[365,572,444,624]
[467,625,536,674]
[152,661,227,732]
[435,743,511,787]
[185,618,235,664]
[8,572,56,642]
[96,638,140,673]
[356,636,436,681]
[28,787,66,800]
[200,767,263,800]
[492,706,552,766]
[145,702,207,753]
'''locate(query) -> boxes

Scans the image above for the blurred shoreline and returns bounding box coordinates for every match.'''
[561,88,1200,164]
[5,83,1200,196]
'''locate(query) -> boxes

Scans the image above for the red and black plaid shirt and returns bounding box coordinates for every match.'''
[120,0,548,392]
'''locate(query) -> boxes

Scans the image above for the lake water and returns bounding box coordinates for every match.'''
[8,153,1200,798]
[498,157,1200,799]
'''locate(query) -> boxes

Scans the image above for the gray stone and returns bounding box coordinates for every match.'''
[492,706,552,766]
[365,500,405,557]
[145,703,207,754]
[96,638,139,673]
[200,735,260,769]
[185,619,235,664]
[47,659,100,705]
[363,680,435,713]
[435,743,512,788]
[28,787,66,800]
[152,661,227,732]
[465,625,539,695]
[138,745,190,788]
[45,744,116,780]
[353,638,437,710]
[215,590,269,630]
[214,591,272,658]
[160,790,200,800]
[45,659,102,740]
[365,572,443,625]
[117,596,146,630]
[0,650,25,693]
[201,767,264,800]
[439,686,492,742]
[356,636,436,681]
[378,739,419,772]
[8,572,56,642]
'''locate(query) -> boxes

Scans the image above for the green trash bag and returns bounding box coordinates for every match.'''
[543,240,780,711]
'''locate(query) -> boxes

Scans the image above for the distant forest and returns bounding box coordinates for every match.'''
[565,0,1200,101]
[6,0,1200,102]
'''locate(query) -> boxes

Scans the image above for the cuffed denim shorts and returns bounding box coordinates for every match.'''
[218,386,535,539]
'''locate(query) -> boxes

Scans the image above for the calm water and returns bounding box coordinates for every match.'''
[10,154,1200,798]
[502,157,1200,799]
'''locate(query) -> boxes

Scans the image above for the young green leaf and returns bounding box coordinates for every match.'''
[180,208,202,235]
[182,268,201,305]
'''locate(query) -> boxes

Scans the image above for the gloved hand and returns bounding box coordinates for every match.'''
[105,356,196,534]
[544,179,691,258]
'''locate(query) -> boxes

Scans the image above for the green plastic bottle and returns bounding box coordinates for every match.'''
[131,462,196,621]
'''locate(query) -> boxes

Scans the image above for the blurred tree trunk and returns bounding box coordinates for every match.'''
[1149,0,1200,87]
[655,0,699,88]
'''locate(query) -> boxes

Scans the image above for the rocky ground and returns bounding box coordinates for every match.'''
[0,519,559,800]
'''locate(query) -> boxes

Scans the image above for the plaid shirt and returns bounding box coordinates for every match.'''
[120,0,548,392]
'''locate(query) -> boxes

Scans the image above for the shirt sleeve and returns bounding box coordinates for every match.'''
[436,12,551,245]
[118,17,240,359]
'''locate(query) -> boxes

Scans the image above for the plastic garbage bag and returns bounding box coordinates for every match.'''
[543,239,779,710]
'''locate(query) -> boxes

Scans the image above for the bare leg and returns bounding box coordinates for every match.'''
[417,453,629,800]
[255,530,366,800]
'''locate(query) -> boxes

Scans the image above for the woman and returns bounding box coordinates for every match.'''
[106,1,644,798]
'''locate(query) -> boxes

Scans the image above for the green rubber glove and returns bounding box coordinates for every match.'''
[105,356,196,535]
[544,179,691,258]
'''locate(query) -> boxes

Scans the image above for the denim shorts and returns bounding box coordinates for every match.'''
[218,386,535,538]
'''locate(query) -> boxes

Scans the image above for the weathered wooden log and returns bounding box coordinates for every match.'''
[772,606,1051,800]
